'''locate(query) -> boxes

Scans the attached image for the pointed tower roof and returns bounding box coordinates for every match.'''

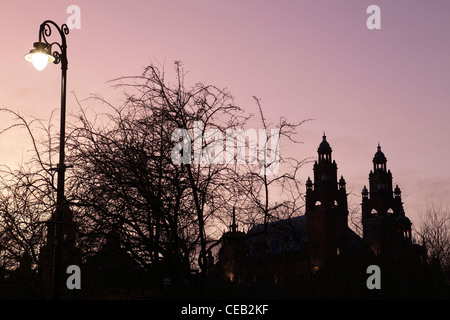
[373,143,387,164]
[230,207,238,232]
[318,133,332,154]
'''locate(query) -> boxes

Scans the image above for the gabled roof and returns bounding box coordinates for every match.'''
[246,215,362,257]
[247,215,307,256]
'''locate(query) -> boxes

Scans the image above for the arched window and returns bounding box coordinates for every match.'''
[315,200,322,208]
[402,228,411,240]
[371,209,378,216]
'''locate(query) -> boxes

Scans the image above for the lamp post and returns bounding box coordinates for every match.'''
[25,20,69,300]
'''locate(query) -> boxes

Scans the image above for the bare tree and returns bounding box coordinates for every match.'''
[230,96,311,232]
[416,202,450,282]
[65,62,251,295]
[0,109,62,298]
[0,62,313,298]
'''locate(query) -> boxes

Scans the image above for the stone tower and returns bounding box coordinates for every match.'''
[218,207,247,283]
[361,144,412,257]
[305,134,349,266]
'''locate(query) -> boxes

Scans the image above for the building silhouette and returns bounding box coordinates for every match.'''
[305,134,350,267]
[214,134,428,298]
[361,143,412,257]
[0,134,441,299]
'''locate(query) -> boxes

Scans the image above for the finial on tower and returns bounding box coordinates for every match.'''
[231,207,237,232]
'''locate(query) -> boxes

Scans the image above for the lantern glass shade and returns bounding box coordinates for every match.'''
[25,42,55,71]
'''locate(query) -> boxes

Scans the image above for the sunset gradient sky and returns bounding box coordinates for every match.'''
[1,0,450,228]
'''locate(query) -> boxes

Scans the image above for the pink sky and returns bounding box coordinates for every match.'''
[1,0,450,229]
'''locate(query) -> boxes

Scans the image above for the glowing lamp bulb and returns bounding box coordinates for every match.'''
[24,42,55,71]
[31,52,50,71]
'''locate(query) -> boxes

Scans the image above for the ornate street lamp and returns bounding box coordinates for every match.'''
[25,20,69,300]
